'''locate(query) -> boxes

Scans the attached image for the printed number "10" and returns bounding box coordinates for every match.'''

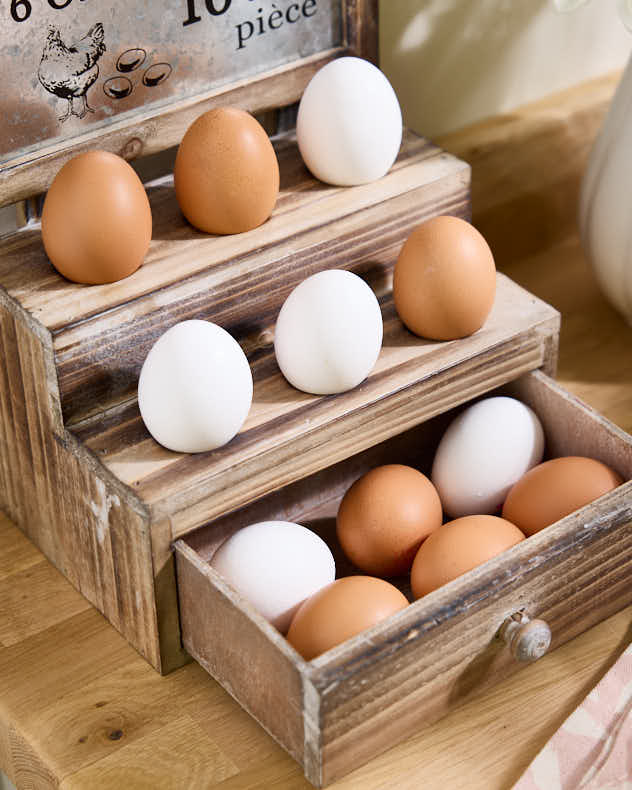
[183,0,232,26]
[11,0,75,22]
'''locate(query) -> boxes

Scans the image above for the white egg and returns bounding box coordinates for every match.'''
[210,520,336,633]
[431,396,545,518]
[274,269,383,395]
[138,319,253,453]
[296,56,403,186]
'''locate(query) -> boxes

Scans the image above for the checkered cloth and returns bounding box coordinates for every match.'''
[513,642,632,790]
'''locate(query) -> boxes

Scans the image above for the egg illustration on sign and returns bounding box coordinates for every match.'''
[104,48,172,101]
[116,48,147,73]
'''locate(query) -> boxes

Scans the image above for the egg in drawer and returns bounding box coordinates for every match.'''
[175,369,632,787]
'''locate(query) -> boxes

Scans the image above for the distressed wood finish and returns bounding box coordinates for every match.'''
[0,0,378,210]
[0,293,164,670]
[177,370,632,786]
[1,125,509,672]
[0,133,469,423]
[345,0,378,64]
[70,273,558,535]
[0,74,631,790]
[41,133,468,422]
[177,541,306,763]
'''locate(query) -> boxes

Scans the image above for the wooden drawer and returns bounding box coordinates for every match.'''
[175,369,632,787]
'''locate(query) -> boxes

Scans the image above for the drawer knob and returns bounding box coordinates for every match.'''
[500,612,552,662]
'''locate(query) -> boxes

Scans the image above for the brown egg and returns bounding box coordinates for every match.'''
[41,150,152,284]
[393,215,496,340]
[336,464,442,577]
[174,107,280,235]
[286,575,409,661]
[502,456,623,536]
[410,515,525,598]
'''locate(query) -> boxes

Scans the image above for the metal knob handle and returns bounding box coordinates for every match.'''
[500,612,552,662]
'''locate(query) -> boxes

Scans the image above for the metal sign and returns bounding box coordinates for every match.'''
[0,0,341,163]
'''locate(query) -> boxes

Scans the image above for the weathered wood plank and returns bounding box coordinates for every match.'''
[178,368,632,785]
[175,541,306,765]
[67,275,558,536]
[0,132,470,423]
[0,133,443,324]
[0,122,477,673]
[0,296,165,670]
[345,0,378,65]
[51,137,468,423]
[0,134,444,324]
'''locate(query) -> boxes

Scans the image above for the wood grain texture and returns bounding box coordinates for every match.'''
[178,369,632,785]
[0,296,163,670]
[0,73,631,790]
[0,133,470,424]
[0,125,479,673]
[69,274,557,537]
[49,133,467,423]
[345,0,378,64]
[176,541,306,764]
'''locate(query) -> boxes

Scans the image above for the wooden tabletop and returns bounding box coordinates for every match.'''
[1,72,631,790]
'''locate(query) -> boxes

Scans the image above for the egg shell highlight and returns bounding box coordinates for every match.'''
[174,107,280,235]
[336,464,443,577]
[211,521,336,634]
[297,56,403,186]
[411,514,525,599]
[138,319,253,453]
[41,150,152,284]
[286,575,409,660]
[502,455,624,535]
[274,269,383,394]
[431,396,545,518]
[393,215,497,341]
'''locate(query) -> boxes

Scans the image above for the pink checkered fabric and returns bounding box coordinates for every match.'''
[513,642,632,790]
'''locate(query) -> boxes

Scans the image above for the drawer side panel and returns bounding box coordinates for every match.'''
[175,540,307,764]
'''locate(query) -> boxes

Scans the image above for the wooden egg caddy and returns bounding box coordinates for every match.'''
[0,2,631,785]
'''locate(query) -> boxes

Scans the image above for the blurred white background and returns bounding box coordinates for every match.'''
[380,0,630,138]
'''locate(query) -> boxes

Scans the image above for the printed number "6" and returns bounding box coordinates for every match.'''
[11,0,73,21]
[10,0,31,21]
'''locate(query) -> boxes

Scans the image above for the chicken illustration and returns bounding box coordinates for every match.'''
[38,23,106,122]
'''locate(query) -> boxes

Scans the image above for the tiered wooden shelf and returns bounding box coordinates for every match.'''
[0,127,564,676]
